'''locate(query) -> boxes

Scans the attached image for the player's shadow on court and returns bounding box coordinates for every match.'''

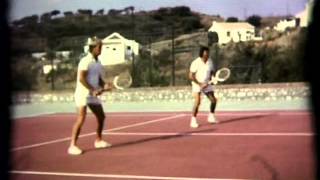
[85,128,217,152]
[86,114,274,152]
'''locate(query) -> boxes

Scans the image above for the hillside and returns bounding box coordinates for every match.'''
[10,6,307,91]
[146,27,307,86]
[11,6,204,53]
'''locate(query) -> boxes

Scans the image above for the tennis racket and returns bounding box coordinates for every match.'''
[209,67,231,85]
[112,73,132,90]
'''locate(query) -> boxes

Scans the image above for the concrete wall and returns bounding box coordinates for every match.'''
[12,82,309,104]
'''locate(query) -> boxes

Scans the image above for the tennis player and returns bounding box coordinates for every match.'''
[189,46,218,128]
[68,37,112,155]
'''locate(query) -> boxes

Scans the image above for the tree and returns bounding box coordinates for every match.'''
[11,56,40,91]
[246,15,262,27]
[64,11,73,17]
[124,6,134,15]
[208,31,219,46]
[20,15,39,25]
[181,16,202,32]
[171,6,192,16]
[134,49,171,87]
[152,7,169,20]
[95,9,104,16]
[108,9,122,16]
[77,9,92,16]
[226,17,239,22]
[51,10,60,17]
[40,12,51,22]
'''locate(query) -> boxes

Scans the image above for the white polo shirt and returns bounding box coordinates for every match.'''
[189,57,214,93]
[74,53,104,106]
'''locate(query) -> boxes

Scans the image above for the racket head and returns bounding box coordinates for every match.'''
[113,73,132,90]
[215,67,231,82]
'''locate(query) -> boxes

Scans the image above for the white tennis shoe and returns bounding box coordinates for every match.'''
[190,117,199,128]
[94,140,112,149]
[208,113,218,124]
[68,145,83,155]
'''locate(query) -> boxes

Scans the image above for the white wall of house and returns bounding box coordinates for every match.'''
[55,51,71,59]
[273,1,313,31]
[31,52,47,59]
[274,19,297,32]
[84,32,139,66]
[31,51,70,75]
[208,21,256,45]
[43,64,58,74]
[295,0,313,27]
[31,51,71,60]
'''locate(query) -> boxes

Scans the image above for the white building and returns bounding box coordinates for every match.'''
[42,64,58,74]
[295,0,314,27]
[273,0,313,32]
[31,51,71,60]
[84,32,139,66]
[274,18,297,32]
[31,52,47,59]
[208,21,258,45]
[31,51,71,75]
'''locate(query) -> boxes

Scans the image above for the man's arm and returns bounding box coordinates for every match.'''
[98,76,113,93]
[98,76,105,88]
[79,70,100,96]
[210,70,215,78]
[189,71,200,85]
[189,71,208,89]
[79,70,93,91]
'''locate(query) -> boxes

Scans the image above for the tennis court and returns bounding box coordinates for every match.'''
[10,99,316,180]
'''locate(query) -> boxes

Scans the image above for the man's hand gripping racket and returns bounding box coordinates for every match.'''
[112,73,132,90]
[209,67,231,85]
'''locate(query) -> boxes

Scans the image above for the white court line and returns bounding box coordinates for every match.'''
[33,112,269,118]
[14,113,184,119]
[45,113,187,117]
[15,110,310,119]
[11,111,311,151]
[11,114,185,151]
[10,170,251,180]
[103,132,315,136]
[198,111,310,116]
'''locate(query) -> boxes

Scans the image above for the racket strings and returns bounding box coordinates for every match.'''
[117,76,131,87]
[114,73,132,89]
[212,68,231,83]
[217,70,230,79]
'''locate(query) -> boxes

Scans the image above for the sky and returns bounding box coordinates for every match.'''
[9,0,308,21]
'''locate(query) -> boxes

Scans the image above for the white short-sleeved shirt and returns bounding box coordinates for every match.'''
[74,53,104,106]
[189,57,214,93]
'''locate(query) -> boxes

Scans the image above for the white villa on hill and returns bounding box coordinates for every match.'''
[84,32,139,66]
[295,0,314,27]
[274,18,297,32]
[274,0,314,31]
[208,21,261,45]
[31,51,71,75]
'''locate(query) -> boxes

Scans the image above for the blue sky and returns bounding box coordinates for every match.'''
[9,0,308,21]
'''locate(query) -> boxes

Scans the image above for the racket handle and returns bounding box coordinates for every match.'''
[104,82,113,91]
[210,77,218,85]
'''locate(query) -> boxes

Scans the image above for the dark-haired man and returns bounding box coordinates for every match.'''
[189,46,218,128]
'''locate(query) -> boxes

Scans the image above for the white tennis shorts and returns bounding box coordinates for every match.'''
[74,93,102,107]
[191,83,213,93]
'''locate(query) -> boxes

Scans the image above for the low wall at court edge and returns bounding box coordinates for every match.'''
[12,82,310,104]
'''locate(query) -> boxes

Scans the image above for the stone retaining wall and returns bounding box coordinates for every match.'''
[12,82,310,104]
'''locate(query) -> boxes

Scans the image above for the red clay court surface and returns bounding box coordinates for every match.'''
[10,110,316,180]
